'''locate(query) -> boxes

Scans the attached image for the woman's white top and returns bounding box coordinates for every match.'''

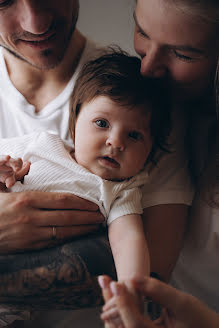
[171,115,219,312]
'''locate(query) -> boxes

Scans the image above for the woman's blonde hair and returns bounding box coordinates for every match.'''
[139,0,219,204]
[168,0,219,25]
[171,0,219,205]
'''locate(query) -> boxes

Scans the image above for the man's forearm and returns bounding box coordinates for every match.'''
[0,232,116,310]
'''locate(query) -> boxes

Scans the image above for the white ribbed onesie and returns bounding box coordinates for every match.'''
[0,131,149,225]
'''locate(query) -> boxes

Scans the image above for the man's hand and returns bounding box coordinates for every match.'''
[0,191,104,253]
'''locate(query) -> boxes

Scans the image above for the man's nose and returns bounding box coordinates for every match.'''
[140,45,168,78]
[19,1,53,35]
[106,132,125,152]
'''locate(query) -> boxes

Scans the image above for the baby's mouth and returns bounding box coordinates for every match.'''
[99,156,120,168]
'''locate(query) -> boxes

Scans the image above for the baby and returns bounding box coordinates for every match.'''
[0,50,170,324]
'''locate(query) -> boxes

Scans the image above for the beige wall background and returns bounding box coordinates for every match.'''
[78,0,136,55]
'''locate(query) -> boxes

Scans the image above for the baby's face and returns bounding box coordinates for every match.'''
[74,96,152,181]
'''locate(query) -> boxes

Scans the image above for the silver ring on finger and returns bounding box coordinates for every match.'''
[51,226,57,240]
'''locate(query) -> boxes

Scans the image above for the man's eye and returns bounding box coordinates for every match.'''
[95,119,109,128]
[129,131,142,141]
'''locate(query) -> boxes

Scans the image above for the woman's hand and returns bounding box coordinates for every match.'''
[99,276,144,328]
[0,191,104,253]
[99,276,219,328]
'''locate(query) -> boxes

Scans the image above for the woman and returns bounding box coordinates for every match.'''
[100,0,219,325]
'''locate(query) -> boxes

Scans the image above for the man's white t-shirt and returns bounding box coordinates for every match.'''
[0,40,102,144]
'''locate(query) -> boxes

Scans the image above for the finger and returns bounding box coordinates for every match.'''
[0,170,13,182]
[5,175,16,188]
[10,224,101,252]
[0,166,14,172]
[161,308,175,328]
[112,283,155,328]
[0,155,10,163]
[123,281,144,312]
[98,275,114,302]
[39,224,100,242]
[22,191,100,211]
[104,322,118,328]
[101,306,120,321]
[101,309,124,327]
[133,278,184,312]
[15,161,31,180]
[103,296,118,311]
[7,157,23,171]
[98,276,115,328]
[18,224,101,251]
[98,275,112,291]
[33,208,104,226]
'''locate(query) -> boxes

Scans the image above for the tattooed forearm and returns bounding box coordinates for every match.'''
[0,233,116,310]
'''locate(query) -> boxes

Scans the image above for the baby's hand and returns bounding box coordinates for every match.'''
[99,276,144,327]
[0,155,31,188]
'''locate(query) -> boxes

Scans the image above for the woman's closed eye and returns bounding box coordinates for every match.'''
[137,29,149,39]
[172,49,193,62]
[94,119,109,128]
[171,48,204,62]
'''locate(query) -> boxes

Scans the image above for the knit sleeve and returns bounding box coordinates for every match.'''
[107,187,143,225]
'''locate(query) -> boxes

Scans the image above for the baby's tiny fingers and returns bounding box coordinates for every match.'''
[0,155,11,162]
[101,307,122,324]
[103,296,118,312]
[8,157,23,171]
[5,175,16,188]
[15,161,31,180]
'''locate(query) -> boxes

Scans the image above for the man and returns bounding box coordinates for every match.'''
[0,0,115,326]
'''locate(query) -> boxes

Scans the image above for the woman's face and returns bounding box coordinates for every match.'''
[134,0,218,101]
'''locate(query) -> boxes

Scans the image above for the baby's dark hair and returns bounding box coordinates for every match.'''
[69,48,171,163]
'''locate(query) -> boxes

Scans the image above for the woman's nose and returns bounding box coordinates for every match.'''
[140,46,168,78]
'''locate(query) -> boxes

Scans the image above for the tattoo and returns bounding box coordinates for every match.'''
[0,232,116,311]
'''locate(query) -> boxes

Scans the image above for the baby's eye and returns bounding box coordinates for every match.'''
[94,119,109,128]
[129,131,142,141]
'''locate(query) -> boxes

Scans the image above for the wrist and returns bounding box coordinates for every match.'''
[150,271,163,281]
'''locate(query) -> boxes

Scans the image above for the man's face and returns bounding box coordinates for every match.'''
[0,0,79,69]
